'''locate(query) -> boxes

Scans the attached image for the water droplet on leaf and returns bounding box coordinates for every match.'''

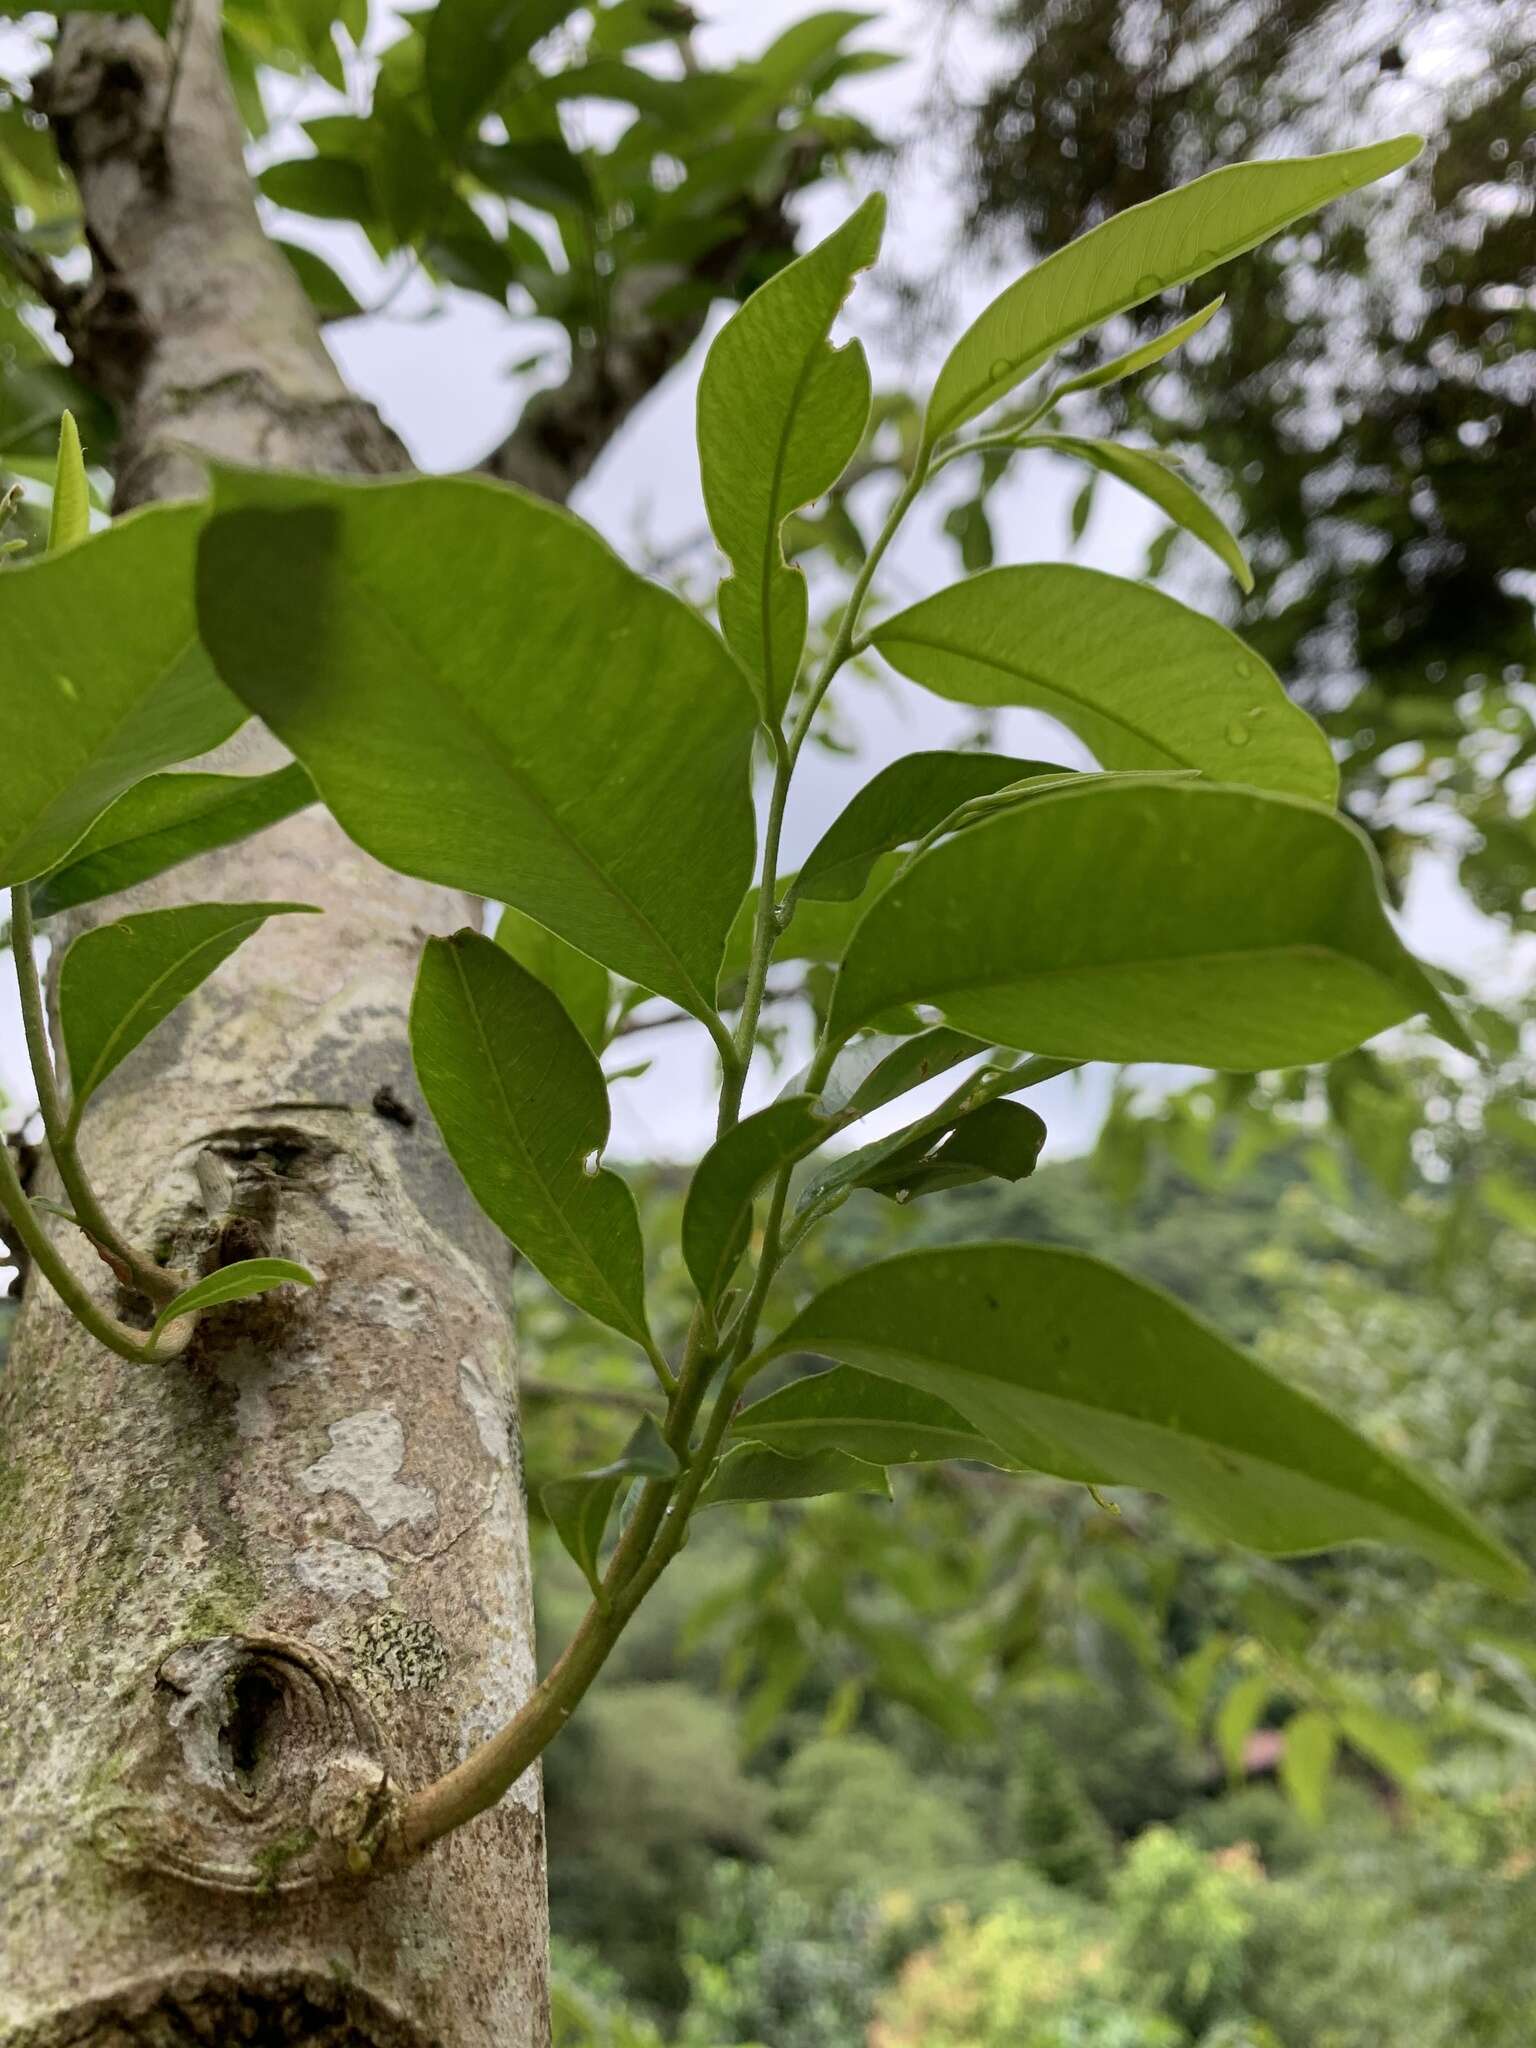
[988,356,1014,384]
[1132,273,1160,297]
[1225,720,1251,747]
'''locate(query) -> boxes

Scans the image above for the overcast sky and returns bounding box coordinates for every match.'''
[3,0,1522,1167]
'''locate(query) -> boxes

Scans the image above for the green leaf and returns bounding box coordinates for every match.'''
[427,0,578,140]
[856,1097,1046,1202]
[275,239,364,322]
[1216,1672,1273,1781]
[682,1096,831,1306]
[47,410,89,553]
[1023,433,1253,592]
[733,1364,1026,1469]
[150,1258,316,1343]
[30,765,315,921]
[0,505,244,887]
[543,1414,679,1595]
[410,930,652,1348]
[1049,298,1224,401]
[815,1024,987,1119]
[925,137,1423,444]
[259,154,375,222]
[59,902,318,1122]
[827,779,1472,1069]
[197,468,757,1020]
[1337,1704,1428,1784]
[762,1243,1525,1591]
[1280,1709,1339,1825]
[697,1444,891,1510]
[869,564,1334,800]
[699,195,884,718]
[495,905,610,1051]
[791,750,1064,904]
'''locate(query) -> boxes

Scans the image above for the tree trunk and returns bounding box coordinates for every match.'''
[1,8,549,2042]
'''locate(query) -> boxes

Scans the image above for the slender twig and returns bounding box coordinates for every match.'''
[9,890,179,1304]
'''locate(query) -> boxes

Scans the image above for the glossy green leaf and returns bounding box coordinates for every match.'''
[699,196,883,718]
[151,1258,316,1343]
[763,1243,1525,1591]
[682,1096,831,1306]
[1049,298,1224,401]
[410,930,652,1348]
[495,905,610,1051]
[1280,1709,1339,1825]
[828,779,1471,1069]
[815,1025,986,1119]
[60,902,318,1123]
[869,564,1334,800]
[0,505,244,888]
[30,765,315,921]
[925,137,1422,444]
[733,1365,1026,1470]
[275,240,365,323]
[791,750,1063,904]
[857,1097,1046,1201]
[259,155,374,222]
[196,469,757,1020]
[47,410,89,553]
[697,1444,891,1510]
[543,1414,679,1596]
[1024,434,1253,592]
[427,0,578,140]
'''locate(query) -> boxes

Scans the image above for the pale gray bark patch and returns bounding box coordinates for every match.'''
[299,1410,438,1536]
[294,1539,394,1603]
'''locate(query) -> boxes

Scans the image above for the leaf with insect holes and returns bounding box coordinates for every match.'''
[543,1415,679,1596]
[827,778,1472,1069]
[697,1444,891,1510]
[699,195,883,718]
[763,1243,1527,1591]
[151,1258,316,1343]
[60,903,319,1126]
[410,930,652,1349]
[197,468,757,1021]
[1022,433,1252,591]
[48,410,89,553]
[682,1096,833,1306]
[925,137,1422,444]
[31,765,315,920]
[733,1365,1027,1470]
[869,564,1333,800]
[0,505,244,888]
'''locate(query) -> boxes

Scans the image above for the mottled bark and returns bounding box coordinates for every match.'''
[1,6,548,2042]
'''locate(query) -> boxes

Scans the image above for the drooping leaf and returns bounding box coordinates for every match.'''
[697,1443,891,1510]
[59,902,318,1124]
[682,1095,831,1306]
[196,468,757,1020]
[543,1414,679,1596]
[47,410,89,553]
[827,778,1471,1069]
[698,195,884,718]
[856,1097,1046,1201]
[151,1258,316,1343]
[1216,1672,1273,1781]
[814,1024,987,1119]
[733,1364,1026,1470]
[495,904,610,1051]
[1023,433,1253,592]
[30,765,316,921]
[1337,1704,1427,1783]
[869,564,1334,800]
[275,239,365,322]
[763,1244,1525,1591]
[925,137,1422,444]
[1048,298,1224,402]
[791,750,1064,904]
[0,505,244,887]
[410,930,652,1347]
[427,0,579,140]
[259,154,375,223]
[1280,1709,1339,1825]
